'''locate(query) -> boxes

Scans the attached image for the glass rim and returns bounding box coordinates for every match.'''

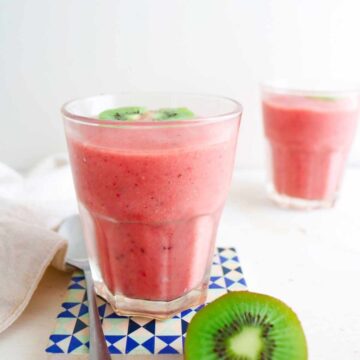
[62,92,243,128]
[260,81,360,97]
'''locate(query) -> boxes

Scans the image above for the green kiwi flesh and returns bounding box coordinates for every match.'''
[306,95,337,102]
[185,291,307,360]
[152,107,194,120]
[98,106,147,120]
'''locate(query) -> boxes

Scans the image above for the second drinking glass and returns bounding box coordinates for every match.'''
[262,85,359,210]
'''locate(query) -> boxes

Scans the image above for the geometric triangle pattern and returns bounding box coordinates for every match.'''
[46,247,247,355]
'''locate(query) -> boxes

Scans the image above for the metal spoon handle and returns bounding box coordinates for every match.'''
[84,270,112,360]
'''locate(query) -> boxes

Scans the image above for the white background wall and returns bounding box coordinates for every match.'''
[1,0,360,170]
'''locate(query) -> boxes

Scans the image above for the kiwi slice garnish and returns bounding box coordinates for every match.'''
[306,95,337,102]
[98,106,147,121]
[185,291,307,360]
[152,107,194,120]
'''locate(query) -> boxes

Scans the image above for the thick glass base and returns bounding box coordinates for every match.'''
[267,184,337,210]
[94,281,208,319]
[79,201,219,319]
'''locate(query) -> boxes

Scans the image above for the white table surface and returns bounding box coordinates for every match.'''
[0,168,359,360]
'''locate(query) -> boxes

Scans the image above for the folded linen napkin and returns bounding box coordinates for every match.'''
[0,154,77,333]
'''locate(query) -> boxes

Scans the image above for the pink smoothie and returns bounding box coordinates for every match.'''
[66,120,238,301]
[263,94,359,200]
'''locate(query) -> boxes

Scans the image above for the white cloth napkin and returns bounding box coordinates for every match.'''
[0,154,77,333]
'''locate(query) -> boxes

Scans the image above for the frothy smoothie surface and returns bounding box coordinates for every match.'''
[67,119,239,301]
[263,94,359,200]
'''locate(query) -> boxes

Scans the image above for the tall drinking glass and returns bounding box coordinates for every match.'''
[62,93,242,318]
[262,85,359,209]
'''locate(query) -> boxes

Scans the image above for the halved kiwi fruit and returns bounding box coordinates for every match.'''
[98,106,147,121]
[185,291,307,360]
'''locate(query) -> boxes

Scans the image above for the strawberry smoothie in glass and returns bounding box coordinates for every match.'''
[262,85,359,209]
[62,93,242,318]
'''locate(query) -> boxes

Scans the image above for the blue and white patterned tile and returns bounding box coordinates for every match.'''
[46,247,246,355]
